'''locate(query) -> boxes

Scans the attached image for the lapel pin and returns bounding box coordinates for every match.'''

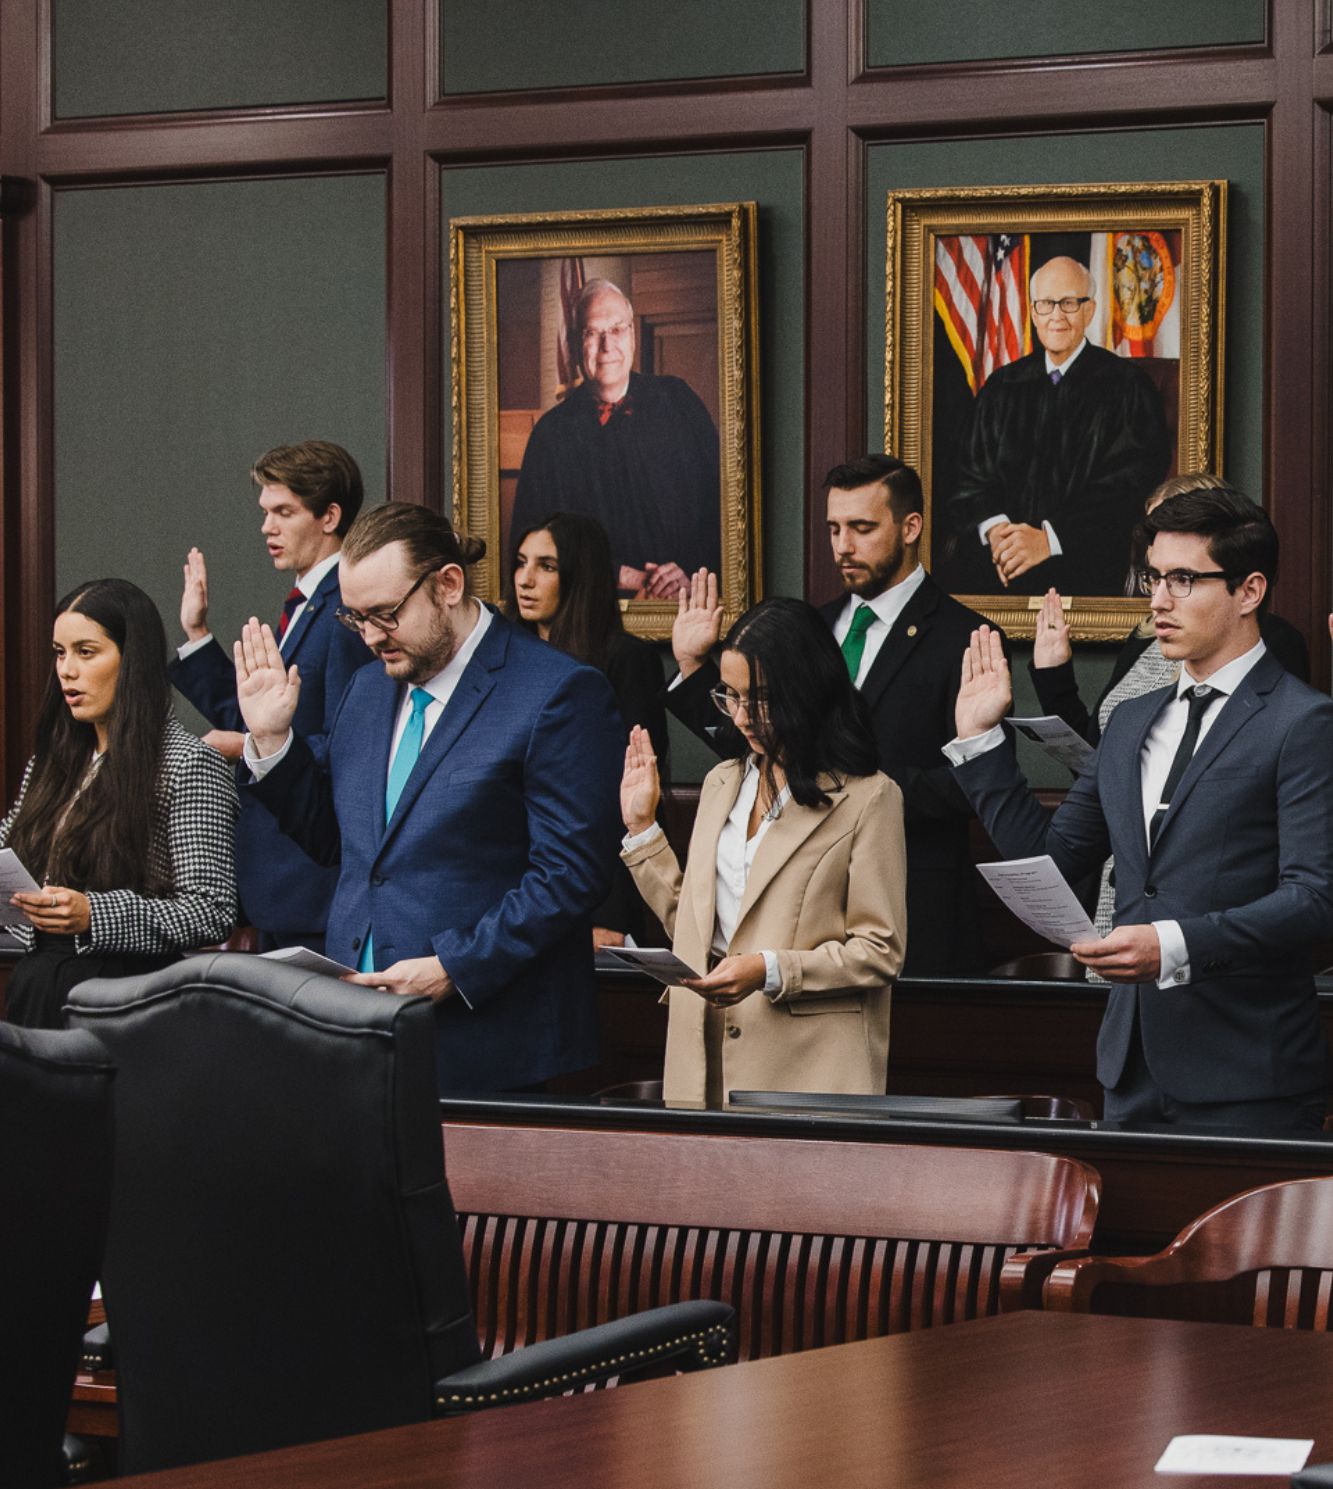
[906,624,918,637]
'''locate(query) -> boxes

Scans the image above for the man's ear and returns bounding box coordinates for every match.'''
[902,510,924,546]
[320,502,342,535]
[1236,570,1267,617]
[433,563,467,605]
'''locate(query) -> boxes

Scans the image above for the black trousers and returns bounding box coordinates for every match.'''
[5,934,176,1030]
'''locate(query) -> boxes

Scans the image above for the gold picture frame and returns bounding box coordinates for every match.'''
[449,202,762,639]
[885,180,1227,641]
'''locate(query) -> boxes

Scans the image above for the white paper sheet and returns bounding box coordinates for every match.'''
[1154,1434,1313,1475]
[1007,714,1095,774]
[0,848,42,926]
[601,947,703,985]
[976,855,1097,950]
[259,946,355,977]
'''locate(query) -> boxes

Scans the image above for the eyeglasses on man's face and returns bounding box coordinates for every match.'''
[710,685,769,720]
[336,567,440,634]
[581,321,633,347]
[1031,296,1092,317]
[1135,567,1234,600]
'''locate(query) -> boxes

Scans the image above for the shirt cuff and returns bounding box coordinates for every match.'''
[761,950,782,999]
[942,724,1005,767]
[1042,521,1063,557]
[1154,920,1189,988]
[177,634,213,660]
[243,730,295,780]
[978,514,1010,545]
[621,822,665,854]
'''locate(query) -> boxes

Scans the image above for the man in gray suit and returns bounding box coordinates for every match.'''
[945,486,1333,1130]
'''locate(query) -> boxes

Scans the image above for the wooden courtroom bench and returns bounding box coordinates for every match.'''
[442,1121,1100,1364]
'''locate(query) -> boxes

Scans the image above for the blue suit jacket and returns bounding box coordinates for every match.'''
[251,611,624,1092]
[169,564,371,939]
[952,649,1333,1103]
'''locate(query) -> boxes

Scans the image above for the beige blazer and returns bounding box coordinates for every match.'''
[623,761,906,1104]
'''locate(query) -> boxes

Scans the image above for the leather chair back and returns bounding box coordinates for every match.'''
[66,953,481,1474]
[0,1023,114,1489]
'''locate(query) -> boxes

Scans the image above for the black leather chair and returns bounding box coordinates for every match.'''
[0,1023,114,1489]
[66,954,731,1474]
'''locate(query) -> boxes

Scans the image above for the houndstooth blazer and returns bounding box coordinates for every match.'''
[0,715,238,956]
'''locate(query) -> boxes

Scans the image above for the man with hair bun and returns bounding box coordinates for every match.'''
[235,501,624,1093]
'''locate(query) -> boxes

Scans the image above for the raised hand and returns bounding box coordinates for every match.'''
[181,547,211,641]
[620,724,661,835]
[234,617,301,755]
[672,568,723,679]
[955,625,1012,739]
[1032,588,1072,669]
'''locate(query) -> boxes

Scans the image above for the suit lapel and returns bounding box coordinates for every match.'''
[856,576,938,713]
[282,565,339,659]
[691,763,745,953]
[377,613,507,855]
[732,783,846,936]
[1148,662,1271,853]
[358,669,399,851]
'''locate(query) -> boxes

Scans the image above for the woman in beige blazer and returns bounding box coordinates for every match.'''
[620,597,907,1104]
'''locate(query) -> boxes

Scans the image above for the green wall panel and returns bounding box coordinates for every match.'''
[867,0,1262,68]
[866,124,1263,784]
[54,174,386,733]
[441,0,804,94]
[53,0,386,118]
[442,150,803,781]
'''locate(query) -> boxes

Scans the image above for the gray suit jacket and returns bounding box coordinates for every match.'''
[952,649,1333,1102]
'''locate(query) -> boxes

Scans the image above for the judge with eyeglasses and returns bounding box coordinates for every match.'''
[945,485,1333,1132]
[941,254,1172,597]
[619,597,907,1105]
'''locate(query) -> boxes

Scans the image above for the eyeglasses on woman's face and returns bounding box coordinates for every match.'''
[710,685,769,720]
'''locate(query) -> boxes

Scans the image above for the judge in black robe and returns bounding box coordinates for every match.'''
[513,369,721,593]
[941,341,1171,597]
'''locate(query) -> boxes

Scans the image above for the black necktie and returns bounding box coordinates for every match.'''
[1148,685,1217,847]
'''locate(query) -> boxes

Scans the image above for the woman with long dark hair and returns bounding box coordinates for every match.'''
[619,597,907,1103]
[2,578,238,1027]
[505,511,668,946]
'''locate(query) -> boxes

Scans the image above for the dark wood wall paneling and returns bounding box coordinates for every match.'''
[0,1,1328,794]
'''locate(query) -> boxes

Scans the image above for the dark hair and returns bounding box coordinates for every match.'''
[251,440,365,537]
[341,502,486,587]
[822,453,924,523]
[1123,472,1237,593]
[1137,485,1277,617]
[502,512,622,670]
[9,579,172,895]
[721,598,879,809]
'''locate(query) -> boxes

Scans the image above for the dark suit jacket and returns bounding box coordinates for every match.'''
[251,611,625,1092]
[667,574,1002,974]
[952,650,1333,1102]
[170,564,371,941]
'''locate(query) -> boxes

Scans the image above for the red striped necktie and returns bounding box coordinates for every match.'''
[277,586,303,640]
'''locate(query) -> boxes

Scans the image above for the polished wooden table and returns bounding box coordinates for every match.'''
[113,1311,1333,1488]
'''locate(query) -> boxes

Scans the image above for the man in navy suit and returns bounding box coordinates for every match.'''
[946,487,1333,1130]
[235,502,624,1093]
[171,440,371,951]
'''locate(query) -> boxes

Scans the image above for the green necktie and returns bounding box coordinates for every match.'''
[840,604,876,682]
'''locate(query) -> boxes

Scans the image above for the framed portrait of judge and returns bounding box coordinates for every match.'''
[449,202,762,639]
[885,180,1227,641]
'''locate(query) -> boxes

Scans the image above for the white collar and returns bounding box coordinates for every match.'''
[847,562,926,630]
[1045,338,1088,378]
[414,601,492,705]
[296,549,341,600]
[1180,636,1266,698]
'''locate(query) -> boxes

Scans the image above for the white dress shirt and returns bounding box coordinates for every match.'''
[830,563,927,688]
[178,549,342,663]
[245,600,493,777]
[942,637,1267,988]
[623,756,789,995]
[976,337,1089,555]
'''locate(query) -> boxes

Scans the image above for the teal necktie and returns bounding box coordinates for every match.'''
[358,687,433,973]
[840,604,876,682]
